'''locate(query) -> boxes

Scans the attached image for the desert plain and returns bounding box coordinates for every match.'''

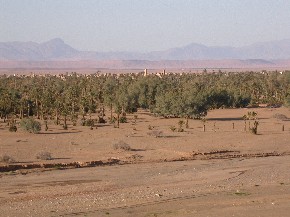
[0,107,290,217]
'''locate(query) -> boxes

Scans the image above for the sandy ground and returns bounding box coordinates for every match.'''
[0,107,290,216]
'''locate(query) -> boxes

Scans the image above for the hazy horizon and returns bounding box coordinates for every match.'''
[1,0,290,52]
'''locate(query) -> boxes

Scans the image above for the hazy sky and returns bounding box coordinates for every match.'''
[1,0,290,52]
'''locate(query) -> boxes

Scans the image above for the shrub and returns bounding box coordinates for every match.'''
[109,117,116,124]
[273,113,288,121]
[20,118,41,133]
[169,126,176,132]
[9,125,17,132]
[133,115,138,125]
[36,151,53,160]
[250,120,259,135]
[80,118,86,126]
[71,114,78,126]
[0,154,15,163]
[84,119,94,127]
[119,116,127,123]
[98,117,106,123]
[113,141,131,151]
[147,130,164,138]
[178,120,185,132]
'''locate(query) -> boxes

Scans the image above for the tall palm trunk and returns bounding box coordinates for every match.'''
[64,115,67,126]
[186,116,189,128]
[55,109,59,125]
[110,103,113,121]
[35,99,40,119]
[117,112,120,128]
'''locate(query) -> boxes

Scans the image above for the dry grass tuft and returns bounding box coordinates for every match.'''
[113,141,131,151]
[0,154,15,163]
[147,130,164,138]
[36,151,53,160]
[273,113,288,120]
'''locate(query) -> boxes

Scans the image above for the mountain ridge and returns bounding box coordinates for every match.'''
[1,38,290,69]
[1,38,290,61]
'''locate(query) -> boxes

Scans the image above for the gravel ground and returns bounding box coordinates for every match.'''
[0,155,290,217]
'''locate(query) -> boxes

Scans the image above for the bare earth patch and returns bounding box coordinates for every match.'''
[0,107,290,216]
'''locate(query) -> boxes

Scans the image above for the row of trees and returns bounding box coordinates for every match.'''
[0,71,290,125]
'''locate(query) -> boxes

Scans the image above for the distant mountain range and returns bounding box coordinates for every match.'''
[1,38,290,69]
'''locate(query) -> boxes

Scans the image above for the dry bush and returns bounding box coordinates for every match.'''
[113,141,131,151]
[250,120,259,135]
[119,116,127,123]
[9,125,17,132]
[147,130,164,138]
[0,154,15,163]
[169,126,176,132]
[36,151,53,160]
[20,118,41,134]
[273,113,288,120]
[84,119,95,127]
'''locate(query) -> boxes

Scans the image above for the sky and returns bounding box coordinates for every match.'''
[1,0,290,52]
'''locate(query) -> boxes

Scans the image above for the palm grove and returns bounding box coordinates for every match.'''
[1,71,290,131]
